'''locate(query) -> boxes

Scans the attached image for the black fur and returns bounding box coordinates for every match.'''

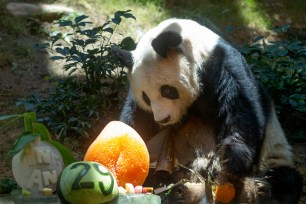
[196,40,272,176]
[120,91,161,142]
[265,167,303,204]
[111,46,133,69]
[151,31,182,57]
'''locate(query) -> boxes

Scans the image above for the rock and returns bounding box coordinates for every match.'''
[6,2,74,22]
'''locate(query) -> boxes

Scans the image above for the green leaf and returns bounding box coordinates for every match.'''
[289,98,297,107]
[71,127,88,138]
[276,49,288,57]
[77,22,93,27]
[0,114,23,131]
[72,39,85,46]
[85,39,97,45]
[112,11,122,25]
[122,12,136,20]
[103,27,113,34]
[253,36,264,43]
[58,20,73,27]
[0,114,22,122]
[68,68,78,76]
[33,43,50,50]
[75,15,89,24]
[47,140,76,166]
[50,56,65,61]
[8,132,39,157]
[32,122,52,141]
[120,37,136,50]
[55,47,69,56]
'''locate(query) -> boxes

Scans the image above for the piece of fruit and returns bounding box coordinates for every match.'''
[41,188,53,196]
[22,188,31,196]
[119,186,127,194]
[212,183,236,203]
[134,185,143,193]
[57,161,118,204]
[12,140,64,195]
[84,121,150,187]
[125,183,135,194]
[142,187,154,194]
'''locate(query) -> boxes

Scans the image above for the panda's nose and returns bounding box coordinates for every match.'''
[157,115,171,124]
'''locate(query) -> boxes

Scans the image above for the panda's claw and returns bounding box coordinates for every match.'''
[256,182,265,189]
[255,179,271,197]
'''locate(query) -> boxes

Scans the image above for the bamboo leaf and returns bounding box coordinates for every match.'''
[47,140,76,166]
[0,114,23,130]
[0,114,22,122]
[8,132,39,157]
[32,123,52,141]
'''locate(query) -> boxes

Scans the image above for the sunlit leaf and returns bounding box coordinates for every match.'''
[32,122,51,141]
[47,140,76,165]
[8,132,39,157]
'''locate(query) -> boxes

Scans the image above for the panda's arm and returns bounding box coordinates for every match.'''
[204,41,269,177]
[120,91,160,143]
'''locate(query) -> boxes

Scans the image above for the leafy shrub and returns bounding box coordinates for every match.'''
[0,178,17,194]
[239,25,306,140]
[19,10,136,139]
[18,79,94,138]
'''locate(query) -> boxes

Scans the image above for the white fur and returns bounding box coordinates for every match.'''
[259,105,294,170]
[129,19,220,124]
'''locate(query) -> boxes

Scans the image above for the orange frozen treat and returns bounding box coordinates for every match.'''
[212,183,236,203]
[84,121,150,187]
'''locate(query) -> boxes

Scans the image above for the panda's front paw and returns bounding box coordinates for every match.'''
[162,183,186,204]
[255,178,271,197]
[162,182,205,204]
[219,142,254,176]
[238,177,271,203]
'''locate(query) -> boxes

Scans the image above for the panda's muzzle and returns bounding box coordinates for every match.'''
[157,115,171,124]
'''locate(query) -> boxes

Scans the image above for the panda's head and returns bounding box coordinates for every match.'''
[112,19,220,125]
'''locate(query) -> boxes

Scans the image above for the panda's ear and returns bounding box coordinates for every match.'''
[151,31,182,58]
[111,46,133,69]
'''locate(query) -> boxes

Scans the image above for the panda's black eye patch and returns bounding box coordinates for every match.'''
[161,85,179,100]
[142,91,151,106]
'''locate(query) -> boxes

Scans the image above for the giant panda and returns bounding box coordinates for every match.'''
[112,19,303,204]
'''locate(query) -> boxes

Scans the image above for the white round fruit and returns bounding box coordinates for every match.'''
[12,140,64,194]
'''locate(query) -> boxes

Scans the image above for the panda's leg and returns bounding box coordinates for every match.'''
[262,166,303,204]
[254,105,303,204]
[237,167,303,204]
